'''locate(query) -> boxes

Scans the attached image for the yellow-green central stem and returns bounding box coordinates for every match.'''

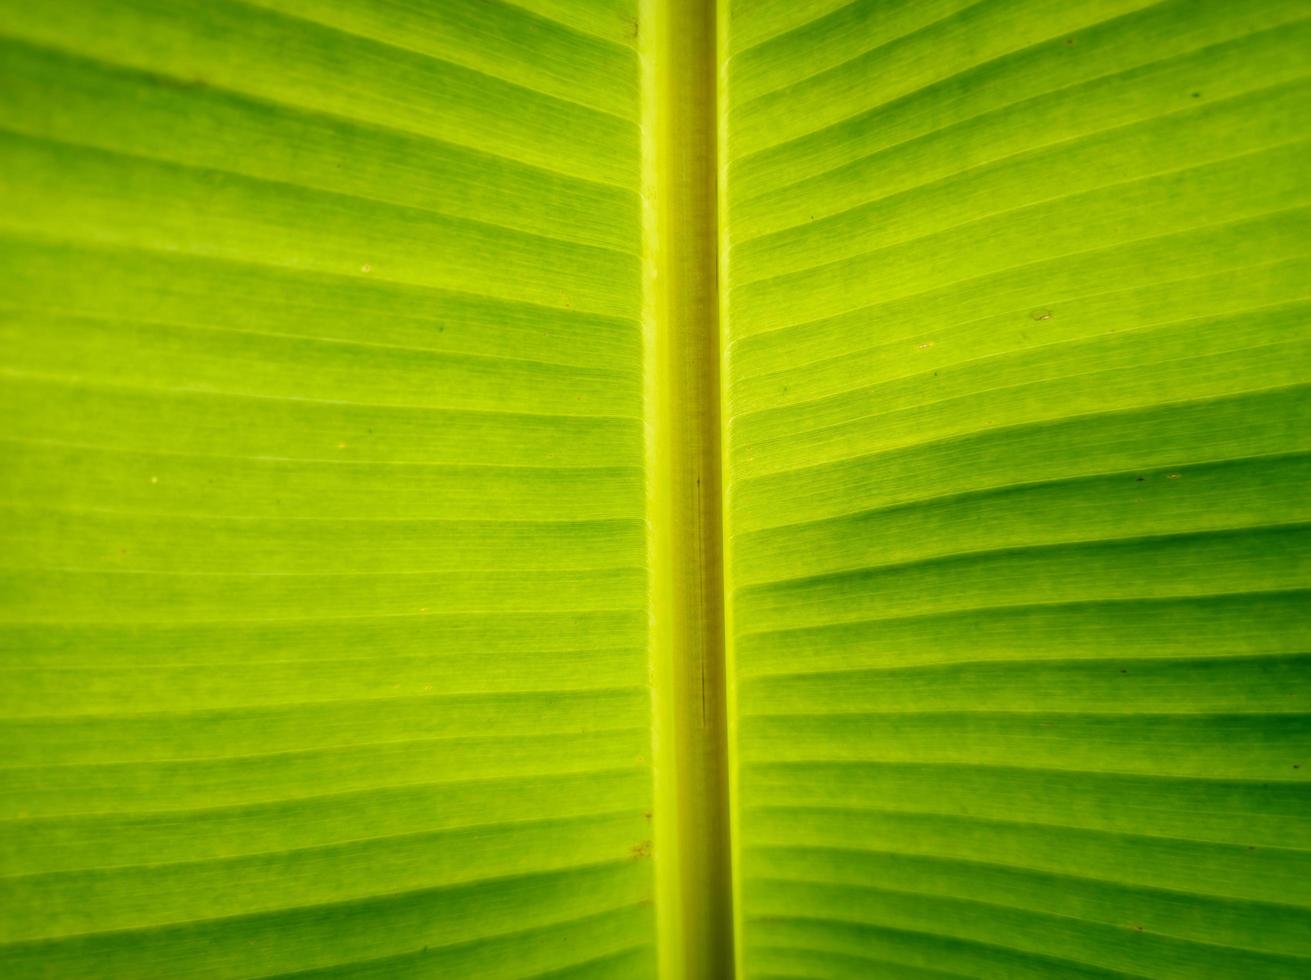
[641,0,733,976]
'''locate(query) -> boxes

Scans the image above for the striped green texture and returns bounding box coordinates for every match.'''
[720,1,1311,978]
[0,0,656,976]
[4,0,1310,977]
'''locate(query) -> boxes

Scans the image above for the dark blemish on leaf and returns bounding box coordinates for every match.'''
[643,810,652,820]
[1120,669,1128,674]
[631,840,652,858]
[1030,309,1052,321]
[1136,476,1145,482]
[1064,37,1074,45]
[1192,92,1201,98]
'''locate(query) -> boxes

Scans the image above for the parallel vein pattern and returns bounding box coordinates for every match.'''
[721,1,1311,977]
[0,1,656,977]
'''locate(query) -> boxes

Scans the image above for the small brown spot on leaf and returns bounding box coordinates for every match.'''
[630,840,652,859]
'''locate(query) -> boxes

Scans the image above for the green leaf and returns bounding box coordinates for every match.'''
[3,0,1308,977]
[0,0,655,976]
[721,0,1311,977]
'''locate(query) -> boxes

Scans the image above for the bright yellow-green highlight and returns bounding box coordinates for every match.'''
[642,1,734,978]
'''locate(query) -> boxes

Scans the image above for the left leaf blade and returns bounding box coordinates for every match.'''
[0,1,656,975]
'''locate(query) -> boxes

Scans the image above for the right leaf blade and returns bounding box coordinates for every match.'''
[721,1,1311,976]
